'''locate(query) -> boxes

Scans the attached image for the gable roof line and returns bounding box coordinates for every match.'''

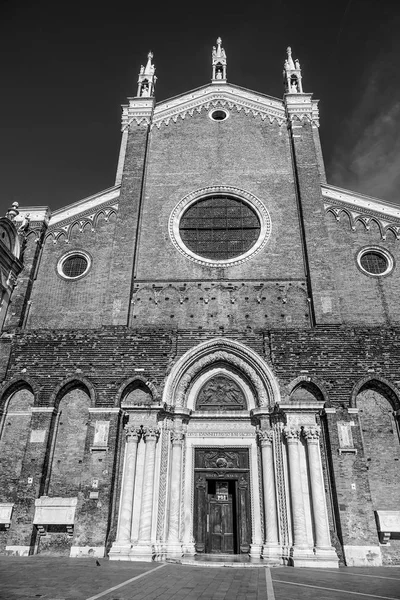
[322,183,400,220]
[155,82,283,109]
[49,185,120,226]
[152,83,286,129]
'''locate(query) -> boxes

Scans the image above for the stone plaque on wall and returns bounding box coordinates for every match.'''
[93,421,109,447]
[337,421,355,452]
[30,430,46,443]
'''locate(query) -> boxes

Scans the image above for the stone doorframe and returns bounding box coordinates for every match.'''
[182,437,263,558]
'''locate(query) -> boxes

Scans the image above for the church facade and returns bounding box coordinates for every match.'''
[0,40,399,567]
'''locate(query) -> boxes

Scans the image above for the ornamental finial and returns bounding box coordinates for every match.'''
[136,51,157,98]
[283,46,303,94]
[212,37,227,83]
[5,201,19,221]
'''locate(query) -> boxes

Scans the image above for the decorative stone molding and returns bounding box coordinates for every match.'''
[323,184,400,241]
[179,352,267,407]
[285,94,320,126]
[257,429,274,445]
[169,186,271,268]
[171,430,185,444]
[121,97,155,129]
[163,337,280,409]
[152,84,286,129]
[125,424,141,442]
[282,426,301,442]
[46,202,118,244]
[142,426,160,441]
[302,425,321,443]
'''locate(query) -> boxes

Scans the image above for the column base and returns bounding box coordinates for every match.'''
[108,542,133,561]
[289,545,316,567]
[313,546,339,568]
[165,541,183,558]
[262,543,282,564]
[129,543,155,562]
[182,541,196,556]
[249,543,263,558]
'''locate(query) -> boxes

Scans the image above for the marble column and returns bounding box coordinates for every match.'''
[257,429,281,561]
[109,424,141,559]
[166,429,185,557]
[283,426,312,566]
[130,426,159,561]
[302,426,339,567]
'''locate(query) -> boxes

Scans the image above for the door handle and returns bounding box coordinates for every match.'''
[207,514,209,533]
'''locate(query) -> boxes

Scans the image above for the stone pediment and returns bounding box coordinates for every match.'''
[152,84,286,129]
[322,183,400,240]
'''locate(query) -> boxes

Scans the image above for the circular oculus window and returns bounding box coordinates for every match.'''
[58,251,91,280]
[357,247,393,277]
[209,108,229,121]
[169,186,272,267]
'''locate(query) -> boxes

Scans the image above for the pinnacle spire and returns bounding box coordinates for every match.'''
[136,51,157,98]
[283,46,303,94]
[212,37,227,83]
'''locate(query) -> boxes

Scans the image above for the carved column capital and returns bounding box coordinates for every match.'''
[283,426,301,443]
[302,425,321,443]
[124,424,141,442]
[142,426,160,442]
[257,429,274,446]
[171,430,185,445]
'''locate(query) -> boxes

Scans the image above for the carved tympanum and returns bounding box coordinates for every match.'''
[196,375,246,411]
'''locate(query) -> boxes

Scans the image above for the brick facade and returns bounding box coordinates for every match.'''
[0,45,399,565]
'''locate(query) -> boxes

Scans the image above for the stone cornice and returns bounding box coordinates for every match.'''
[122,97,155,129]
[152,84,285,129]
[45,188,120,244]
[49,186,120,226]
[322,184,400,240]
[284,93,320,126]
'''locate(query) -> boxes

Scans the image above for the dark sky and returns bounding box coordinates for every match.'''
[1,0,400,217]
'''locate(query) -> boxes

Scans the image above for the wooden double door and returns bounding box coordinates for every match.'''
[194,448,251,555]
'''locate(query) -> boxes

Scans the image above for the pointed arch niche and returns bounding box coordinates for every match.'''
[355,379,400,513]
[47,383,91,496]
[0,384,34,499]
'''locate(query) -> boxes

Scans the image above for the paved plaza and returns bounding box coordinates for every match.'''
[0,557,399,600]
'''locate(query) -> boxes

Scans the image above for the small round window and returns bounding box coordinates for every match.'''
[179,195,260,261]
[357,247,393,277]
[58,251,91,280]
[209,109,228,121]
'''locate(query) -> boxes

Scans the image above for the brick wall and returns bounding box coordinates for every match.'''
[325,212,400,326]
[135,112,306,286]
[27,214,117,329]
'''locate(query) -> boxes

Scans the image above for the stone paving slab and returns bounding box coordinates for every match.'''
[0,557,155,600]
[0,557,400,600]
